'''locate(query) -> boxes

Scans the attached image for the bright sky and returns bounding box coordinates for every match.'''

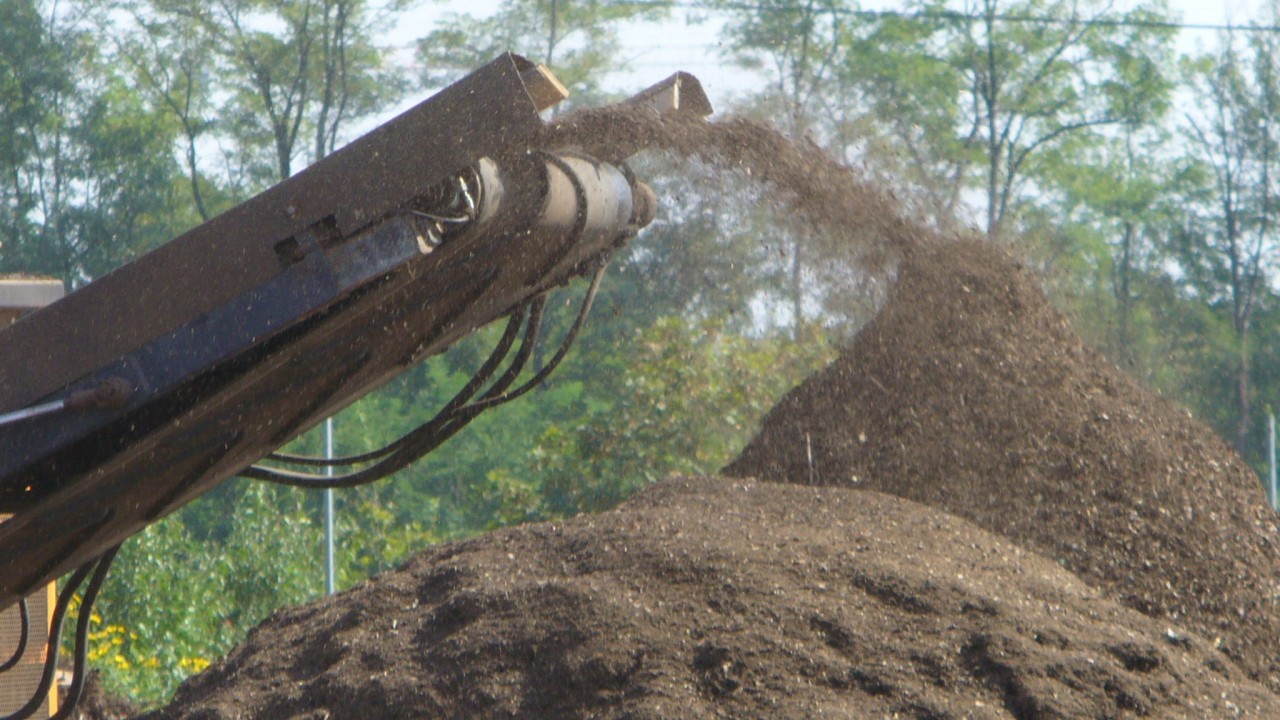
[381,0,1270,115]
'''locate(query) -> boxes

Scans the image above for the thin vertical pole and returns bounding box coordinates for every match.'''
[324,417,336,595]
[1269,412,1277,511]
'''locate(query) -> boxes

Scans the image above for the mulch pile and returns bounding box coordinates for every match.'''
[66,670,138,720]
[129,110,1280,718]
[725,236,1280,690]
[137,477,1280,719]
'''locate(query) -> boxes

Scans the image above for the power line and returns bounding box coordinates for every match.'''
[393,2,1280,62]
[603,1,1280,35]
[390,2,1280,73]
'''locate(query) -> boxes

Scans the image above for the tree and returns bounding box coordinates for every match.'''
[869,0,1173,237]
[0,0,69,271]
[0,0,186,285]
[91,483,327,705]
[711,0,853,331]
[714,0,846,138]
[117,4,223,222]
[837,8,976,222]
[414,0,667,104]
[140,0,407,186]
[606,158,800,334]
[1042,61,1191,379]
[714,0,1176,336]
[1180,24,1280,454]
[712,0,1174,236]
[531,317,834,516]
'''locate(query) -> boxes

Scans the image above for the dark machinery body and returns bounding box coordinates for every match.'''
[0,53,710,613]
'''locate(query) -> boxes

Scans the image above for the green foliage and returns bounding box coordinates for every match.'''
[414,0,668,104]
[0,1,68,199]
[711,0,846,135]
[88,483,322,705]
[837,4,977,217]
[1171,21,1280,452]
[334,487,443,583]
[339,292,835,525]
[131,0,408,187]
[532,317,835,515]
[0,0,187,285]
[84,476,439,706]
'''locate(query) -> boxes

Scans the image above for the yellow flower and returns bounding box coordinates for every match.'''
[179,657,211,673]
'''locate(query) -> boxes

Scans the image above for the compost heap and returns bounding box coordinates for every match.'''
[137,112,1280,719]
[137,478,1280,720]
[724,236,1280,691]
[66,670,137,720]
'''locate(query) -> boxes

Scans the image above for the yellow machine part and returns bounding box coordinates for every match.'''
[0,278,64,718]
[0,518,56,719]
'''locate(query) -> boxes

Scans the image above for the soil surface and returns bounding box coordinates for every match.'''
[726,236,1280,690]
[137,477,1280,720]
[133,109,1280,718]
[66,670,138,720]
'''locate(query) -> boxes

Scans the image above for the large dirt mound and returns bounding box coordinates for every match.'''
[121,105,1280,717]
[137,477,1279,720]
[725,237,1280,688]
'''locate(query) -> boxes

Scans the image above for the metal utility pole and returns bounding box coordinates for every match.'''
[1269,412,1277,511]
[324,418,336,595]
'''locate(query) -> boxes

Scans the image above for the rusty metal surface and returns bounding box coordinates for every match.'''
[0,193,623,608]
[627,72,713,118]
[0,53,547,414]
[0,60,712,611]
[555,72,713,166]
